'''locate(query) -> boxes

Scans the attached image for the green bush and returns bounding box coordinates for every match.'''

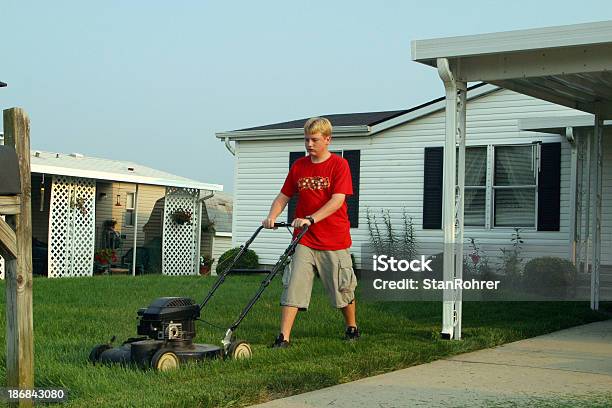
[523,257,577,297]
[216,246,259,274]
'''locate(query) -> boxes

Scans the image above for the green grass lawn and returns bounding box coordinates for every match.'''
[0,275,608,407]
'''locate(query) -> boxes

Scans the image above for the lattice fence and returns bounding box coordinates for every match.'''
[48,176,96,278]
[162,187,199,276]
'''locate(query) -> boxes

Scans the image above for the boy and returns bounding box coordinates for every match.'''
[262,117,359,348]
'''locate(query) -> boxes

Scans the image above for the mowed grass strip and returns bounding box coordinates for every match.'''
[0,275,608,407]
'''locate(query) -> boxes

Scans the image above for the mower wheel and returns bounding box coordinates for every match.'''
[151,349,180,371]
[88,344,111,364]
[228,341,252,360]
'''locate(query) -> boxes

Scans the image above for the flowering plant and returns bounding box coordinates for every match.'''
[199,255,215,276]
[95,248,117,265]
[70,196,88,215]
[200,255,214,267]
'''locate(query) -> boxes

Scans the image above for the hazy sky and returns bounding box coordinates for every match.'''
[2,1,611,192]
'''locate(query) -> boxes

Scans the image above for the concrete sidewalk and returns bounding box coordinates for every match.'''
[252,319,612,407]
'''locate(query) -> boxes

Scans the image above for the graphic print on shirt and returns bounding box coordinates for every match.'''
[297,176,330,191]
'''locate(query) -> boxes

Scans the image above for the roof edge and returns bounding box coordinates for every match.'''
[369,83,497,135]
[519,115,612,134]
[412,20,612,63]
[216,125,370,141]
[31,163,223,191]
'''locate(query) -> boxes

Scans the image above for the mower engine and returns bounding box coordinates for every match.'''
[137,297,200,343]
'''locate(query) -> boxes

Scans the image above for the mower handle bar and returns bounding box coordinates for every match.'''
[225,223,309,336]
[198,222,308,312]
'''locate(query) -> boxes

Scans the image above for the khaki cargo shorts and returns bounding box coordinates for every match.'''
[281,244,357,310]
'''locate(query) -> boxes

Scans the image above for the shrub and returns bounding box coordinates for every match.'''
[523,257,577,298]
[216,247,259,274]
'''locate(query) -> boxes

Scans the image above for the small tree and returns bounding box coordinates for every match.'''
[366,207,384,254]
[401,208,417,260]
[499,227,524,285]
[366,207,418,259]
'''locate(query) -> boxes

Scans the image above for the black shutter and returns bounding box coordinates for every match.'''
[422,147,443,229]
[537,142,561,231]
[287,151,305,223]
[343,150,360,228]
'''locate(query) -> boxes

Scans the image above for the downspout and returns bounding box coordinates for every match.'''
[565,126,575,145]
[224,137,236,156]
[437,57,467,340]
[132,184,139,276]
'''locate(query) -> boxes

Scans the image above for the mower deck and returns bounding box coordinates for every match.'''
[97,340,223,367]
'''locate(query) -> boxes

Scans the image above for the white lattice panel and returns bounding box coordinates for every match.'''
[48,176,96,278]
[162,187,199,276]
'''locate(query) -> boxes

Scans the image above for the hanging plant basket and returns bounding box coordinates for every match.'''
[171,208,193,225]
[70,196,88,216]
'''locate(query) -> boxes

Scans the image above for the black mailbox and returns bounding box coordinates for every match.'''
[0,145,21,195]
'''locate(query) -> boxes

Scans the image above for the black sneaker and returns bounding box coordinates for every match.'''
[344,326,360,341]
[271,333,290,348]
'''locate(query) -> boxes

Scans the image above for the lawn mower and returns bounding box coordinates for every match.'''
[89,222,307,371]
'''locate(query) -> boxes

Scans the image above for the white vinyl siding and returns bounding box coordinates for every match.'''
[232,88,596,268]
[212,235,233,272]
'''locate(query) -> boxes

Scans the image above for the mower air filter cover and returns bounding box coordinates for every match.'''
[136,297,200,340]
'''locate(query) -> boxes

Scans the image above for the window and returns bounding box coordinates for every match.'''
[125,192,136,226]
[493,145,537,227]
[424,143,548,230]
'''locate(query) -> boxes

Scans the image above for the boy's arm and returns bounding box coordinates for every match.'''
[263,192,291,228]
[292,193,345,228]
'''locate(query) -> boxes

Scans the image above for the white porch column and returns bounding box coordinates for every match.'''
[591,116,604,310]
[584,128,592,274]
[437,58,467,340]
[568,127,578,263]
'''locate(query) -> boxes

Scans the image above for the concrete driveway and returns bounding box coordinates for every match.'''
[252,319,612,407]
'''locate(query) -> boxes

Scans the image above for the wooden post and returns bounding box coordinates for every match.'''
[3,108,34,407]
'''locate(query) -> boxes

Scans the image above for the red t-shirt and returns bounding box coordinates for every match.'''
[281,153,353,250]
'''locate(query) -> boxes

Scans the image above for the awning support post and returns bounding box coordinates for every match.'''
[591,115,603,310]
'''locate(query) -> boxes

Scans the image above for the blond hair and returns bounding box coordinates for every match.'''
[304,117,332,137]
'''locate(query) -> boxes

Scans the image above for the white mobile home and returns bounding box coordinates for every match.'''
[218,84,612,271]
[0,143,223,278]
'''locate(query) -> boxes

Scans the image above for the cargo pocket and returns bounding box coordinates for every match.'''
[282,259,292,288]
[337,255,356,294]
